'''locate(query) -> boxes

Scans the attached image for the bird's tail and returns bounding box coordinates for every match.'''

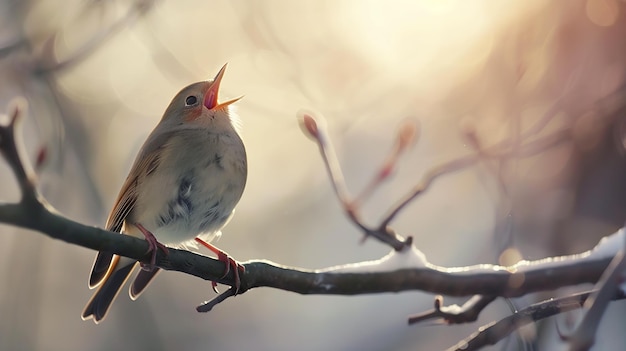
[82,256,136,323]
[130,268,161,300]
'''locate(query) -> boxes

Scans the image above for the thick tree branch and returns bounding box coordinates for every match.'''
[0,191,616,298]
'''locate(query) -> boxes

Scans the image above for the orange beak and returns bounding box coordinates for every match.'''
[204,63,242,110]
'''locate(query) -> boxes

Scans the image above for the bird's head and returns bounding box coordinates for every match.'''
[160,63,242,131]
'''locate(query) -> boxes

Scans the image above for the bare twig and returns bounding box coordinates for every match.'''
[299,112,352,210]
[299,106,572,254]
[0,38,26,58]
[32,0,155,74]
[379,125,570,230]
[408,295,496,325]
[352,118,419,207]
[0,99,39,204]
[565,226,626,351]
[298,112,410,250]
[448,289,626,351]
[379,96,567,230]
[196,287,237,312]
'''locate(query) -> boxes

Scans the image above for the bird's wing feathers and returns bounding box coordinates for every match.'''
[106,132,172,232]
[88,143,163,288]
[88,176,139,288]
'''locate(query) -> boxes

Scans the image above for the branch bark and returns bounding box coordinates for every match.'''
[0,193,615,298]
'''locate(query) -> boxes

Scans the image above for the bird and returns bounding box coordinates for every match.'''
[82,64,247,323]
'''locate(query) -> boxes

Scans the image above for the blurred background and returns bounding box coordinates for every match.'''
[1,0,626,350]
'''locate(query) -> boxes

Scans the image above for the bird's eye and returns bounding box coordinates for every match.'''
[185,96,197,106]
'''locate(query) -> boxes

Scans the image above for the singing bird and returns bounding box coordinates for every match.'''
[82,64,247,323]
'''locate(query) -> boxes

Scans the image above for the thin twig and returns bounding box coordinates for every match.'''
[565,225,626,351]
[379,126,570,230]
[378,94,569,230]
[32,0,155,74]
[448,289,626,351]
[299,112,409,250]
[0,38,26,58]
[299,108,572,252]
[303,113,353,209]
[352,118,419,207]
[196,288,237,312]
[408,295,496,325]
[0,99,39,204]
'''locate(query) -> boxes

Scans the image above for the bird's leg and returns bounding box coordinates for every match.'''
[135,223,169,271]
[194,237,244,294]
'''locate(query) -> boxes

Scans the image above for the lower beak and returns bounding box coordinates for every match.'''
[204,63,242,110]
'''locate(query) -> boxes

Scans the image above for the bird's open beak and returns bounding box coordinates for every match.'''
[204,63,242,110]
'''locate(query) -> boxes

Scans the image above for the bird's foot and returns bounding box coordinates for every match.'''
[135,223,169,271]
[194,237,244,294]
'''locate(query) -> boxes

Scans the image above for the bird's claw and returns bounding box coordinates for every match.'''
[195,238,244,294]
[135,223,169,271]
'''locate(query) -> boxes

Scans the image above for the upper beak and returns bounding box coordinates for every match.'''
[203,63,242,110]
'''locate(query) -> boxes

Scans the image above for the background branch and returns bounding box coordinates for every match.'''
[449,289,626,351]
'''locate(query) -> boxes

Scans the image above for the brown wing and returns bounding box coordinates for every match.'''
[88,148,161,288]
[88,178,138,288]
